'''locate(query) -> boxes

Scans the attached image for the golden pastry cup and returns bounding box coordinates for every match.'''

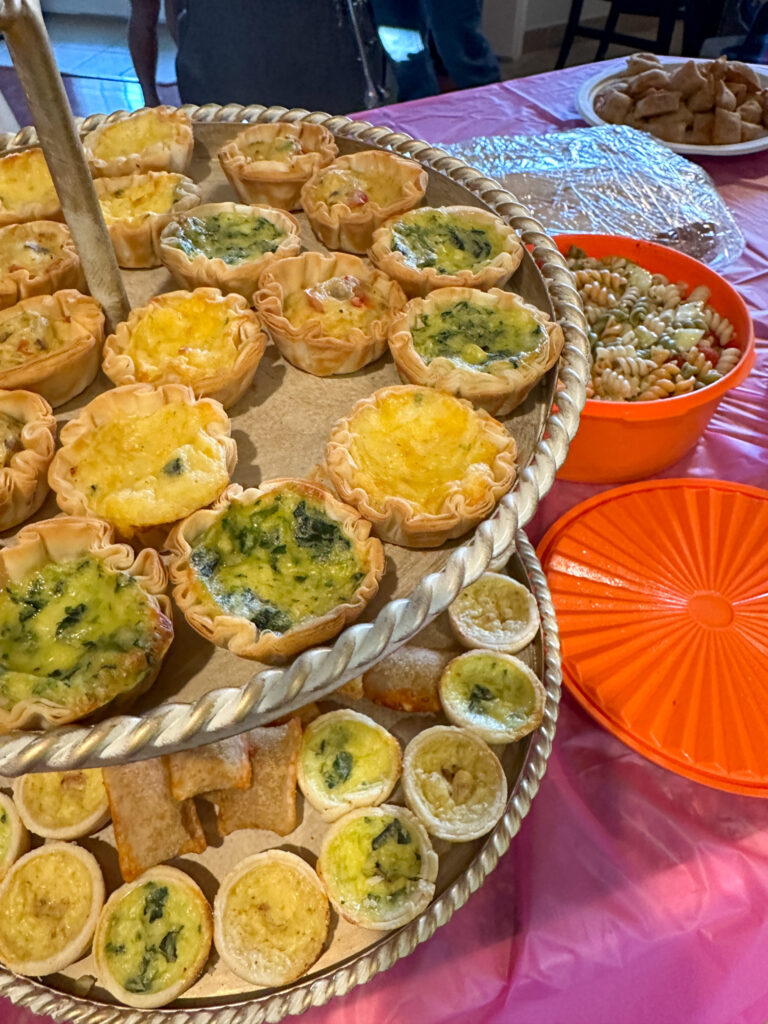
[83,106,194,178]
[0,148,61,226]
[325,384,517,548]
[0,291,104,408]
[255,250,407,376]
[159,202,302,300]
[102,288,267,409]
[301,150,428,254]
[389,287,565,417]
[0,516,173,730]
[0,220,84,311]
[0,388,56,532]
[368,205,525,297]
[218,122,338,211]
[166,478,385,662]
[94,172,202,269]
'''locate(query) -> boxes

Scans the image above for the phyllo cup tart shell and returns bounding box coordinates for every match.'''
[83,106,194,178]
[0,388,56,531]
[0,220,84,311]
[0,148,61,227]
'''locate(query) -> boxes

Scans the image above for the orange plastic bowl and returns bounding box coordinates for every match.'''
[555,234,755,483]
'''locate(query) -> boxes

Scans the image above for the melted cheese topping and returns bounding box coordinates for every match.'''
[67,400,230,530]
[301,716,398,805]
[189,487,365,634]
[0,411,22,468]
[241,135,305,163]
[345,389,503,514]
[0,849,93,961]
[0,149,57,212]
[90,110,179,161]
[175,212,285,265]
[0,310,72,371]
[99,173,182,223]
[103,879,207,995]
[0,556,165,716]
[408,731,502,827]
[19,769,106,830]
[0,225,67,274]
[390,209,506,274]
[283,275,386,337]
[313,167,403,209]
[441,653,540,731]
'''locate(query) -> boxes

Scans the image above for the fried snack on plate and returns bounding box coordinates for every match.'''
[0,793,28,881]
[166,734,252,802]
[362,645,455,713]
[13,768,110,839]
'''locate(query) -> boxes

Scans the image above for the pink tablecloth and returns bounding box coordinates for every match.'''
[7,61,768,1024]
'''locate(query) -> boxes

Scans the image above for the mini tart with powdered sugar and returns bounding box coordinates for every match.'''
[0,148,61,226]
[255,250,407,376]
[0,388,56,532]
[166,478,385,662]
[83,106,194,178]
[0,220,83,311]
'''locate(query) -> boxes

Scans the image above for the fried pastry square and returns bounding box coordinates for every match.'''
[167,735,252,801]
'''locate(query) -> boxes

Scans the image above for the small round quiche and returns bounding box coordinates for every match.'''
[325,384,517,547]
[94,866,213,1009]
[166,478,385,661]
[0,388,56,532]
[369,206,524,297]
[298,709,402,821]
[0,220,83,311]
[213,850,329,987]
[218,121,338,210]
[439,650,545,744]
[256,251,407,376]
[159,202,302,299]
[0,794,29,881]
[403,725,507,842]
[301,150,428,253]
[83,106,194,178]
[449,572,540,653]
[102,288,267,409]
[0,842,105,976]
[318,804,437,930]
[389,287,564,416]
[0,148,61,226]
[13,768,110,839]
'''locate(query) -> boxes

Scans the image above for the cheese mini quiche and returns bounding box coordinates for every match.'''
[325,384,517,547]
[102,288,266,409]
[0,220,83,310]
[166,478,385,661]
[256,251,406,375]
[49,383,237,541]
[298,709,402,821]
[0,388,56,532]
[0,842,105,976]
[218,121,338,210]
[318,804,437,930]
[13,768,110,840]
[301,150,427,253]
[159,202,301,300]
[94,867,213,1009]
[369,206,523,297]
[83,106,194,178]
[403,725,507,842]
[389,287,564,417]
[0,148,60,226]
[449,571,540,653]
[0,794,28,881]
[0,516,173,730]
[94,171,201,269]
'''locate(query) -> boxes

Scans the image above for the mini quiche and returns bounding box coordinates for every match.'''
[159,202,302,299]
[0,516,173,730]
[48,383,237,542]
[389,287,564,416]
[0,291,103,407]
[325,384,517,547]
[317,804,438,930]
[166,478,385,661]
[0,842,105,976]
[449,571,540,654]
[402,725,507,842]
[298,709,402,821]
[13,768,110,840]
[102,288,266,409]
[94,867,213,1009]
[213,850,329,987]
[0,148,60,226]
[301,150,428,254]
[439,650,545,745]
[369,206,524,297]
[0,220,84,311]
[94,171,201,269]
[0,388,56,532]
[0,793,29,880]
[83,106,194,178]
[255,251,406,376]
[218,121,337,211]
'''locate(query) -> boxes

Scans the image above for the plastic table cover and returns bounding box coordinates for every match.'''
[8,58,768,1024]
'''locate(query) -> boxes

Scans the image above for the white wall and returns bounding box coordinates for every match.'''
[483,0,605,56]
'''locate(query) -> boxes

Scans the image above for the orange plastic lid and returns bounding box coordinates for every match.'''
[537,479,768,795]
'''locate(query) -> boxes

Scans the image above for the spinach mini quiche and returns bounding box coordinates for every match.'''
[390,287,564,416]
[369,205,524,296]
[166,478,385,661]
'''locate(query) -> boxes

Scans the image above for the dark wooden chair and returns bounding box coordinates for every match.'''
[555,0,687,68]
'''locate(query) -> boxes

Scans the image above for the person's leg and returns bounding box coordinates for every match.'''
[419,0,499,90]
[164,0,181,46]
[128,0,161,107]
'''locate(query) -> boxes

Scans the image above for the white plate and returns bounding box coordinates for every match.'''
[577,56,768,157]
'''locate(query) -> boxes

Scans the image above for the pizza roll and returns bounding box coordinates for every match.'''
[635,88,681,118]
[362,646,455,713]
[166,735,252,801]
[595,88,633,123]
[713,106,743,145]
[669,60,708,98]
